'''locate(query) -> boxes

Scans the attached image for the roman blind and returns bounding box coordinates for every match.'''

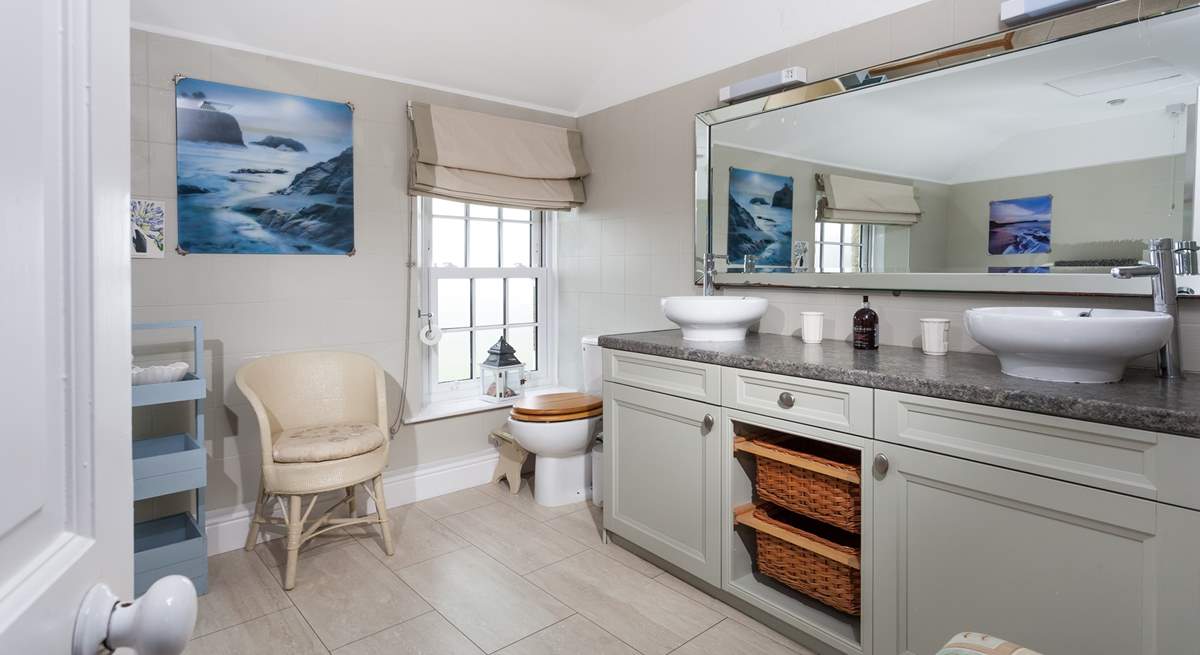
[817,173,921,225]
[408,102,589,210]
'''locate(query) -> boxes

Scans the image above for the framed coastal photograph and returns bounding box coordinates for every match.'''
[175,78,354,254]
[727,167,793,268]
[988,194,1051,255]
[130,198,166,259]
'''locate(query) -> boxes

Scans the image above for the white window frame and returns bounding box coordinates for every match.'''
[813,222,875,273]
[417,196,556,406]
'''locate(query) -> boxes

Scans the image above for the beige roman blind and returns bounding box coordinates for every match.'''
[817,173,921,225]
[408,102,589,209]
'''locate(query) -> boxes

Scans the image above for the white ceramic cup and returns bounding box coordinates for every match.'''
[800,312,824,344]
[920,318,951,355]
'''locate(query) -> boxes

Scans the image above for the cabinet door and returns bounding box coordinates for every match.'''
[872,443,1200,655]
[603,382,722,585]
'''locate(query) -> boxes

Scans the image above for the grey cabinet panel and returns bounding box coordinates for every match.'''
[603,349,721,404]
[872,443,1200,655]
[603,382,722,585]
[723,368,872,437]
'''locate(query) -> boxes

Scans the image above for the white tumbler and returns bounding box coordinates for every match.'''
[920,318,950,355]
[800,312,824,344]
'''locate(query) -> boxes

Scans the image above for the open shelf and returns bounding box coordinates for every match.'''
[133,433,206,501]
[134,512,208,596]
[132,372,206,407]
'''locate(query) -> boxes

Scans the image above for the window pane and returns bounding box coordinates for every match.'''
[437,330,471,382]
[821,222,839,242]
[431,218,465,267]
[845,224,862,244]
[474,328,504,378]
[507,278,536,324]
[821,243,840,271]
[507,326,537,371]
[474,278,503,326]
[468,220,499,267]
[843,245,861,272]
[437,279,470,329]
[502,207,531,221]
[469,204,498,219]
[432,198,465,216]
[501,221,531,267]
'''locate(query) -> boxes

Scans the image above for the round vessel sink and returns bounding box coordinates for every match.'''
[964,307,1172,383]
[661,296,768,342]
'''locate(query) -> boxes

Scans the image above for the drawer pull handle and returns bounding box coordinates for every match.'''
[778,392,795,409]
[873,453,890,479]
[702,414,715,433]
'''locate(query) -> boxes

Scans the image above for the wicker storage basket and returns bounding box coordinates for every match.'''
[736,436,861,533]
[740,504,861,616]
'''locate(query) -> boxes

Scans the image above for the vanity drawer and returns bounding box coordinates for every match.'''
[875,390,1200,507]
[722,368,872,437]
[603,349,721,404]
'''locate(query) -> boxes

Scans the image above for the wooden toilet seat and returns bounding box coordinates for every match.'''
[510,392,602,423]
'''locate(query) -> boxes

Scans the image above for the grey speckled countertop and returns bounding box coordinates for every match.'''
[598,330,1200,438]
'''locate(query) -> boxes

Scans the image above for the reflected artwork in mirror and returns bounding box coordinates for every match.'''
[696,1,1200,296]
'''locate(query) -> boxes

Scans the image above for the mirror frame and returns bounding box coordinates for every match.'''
[694,0,1200,296]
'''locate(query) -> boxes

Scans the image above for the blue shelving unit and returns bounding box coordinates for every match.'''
[132,320,208,596]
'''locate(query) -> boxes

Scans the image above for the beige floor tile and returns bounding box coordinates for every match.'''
[477,478,518,499]
[352,503,470,569]
[333,611,482,654]
[413,488,496,519]
[286,542,431,650]
[545,505,604,547]
[440,503,589,574]
[654,573,810,653]
[495,615,638,655]
[184,607,326,655]
[594,541,663,577]
[195,549,293,638]
[526,550,721,655]
[673,618,805,655]
[491,481,585,523]
[255,526,356,584]
[398,547,572,653]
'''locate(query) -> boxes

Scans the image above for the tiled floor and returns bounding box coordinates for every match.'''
[184,479,815,655]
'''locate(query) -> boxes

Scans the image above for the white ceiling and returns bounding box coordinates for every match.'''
[130,0,928,117]
[713,9,1200,184]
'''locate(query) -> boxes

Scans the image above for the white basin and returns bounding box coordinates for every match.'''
[964,307,1172,383]
[662,296,768,342]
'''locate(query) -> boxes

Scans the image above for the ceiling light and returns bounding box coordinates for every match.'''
[1106,98,1125,106]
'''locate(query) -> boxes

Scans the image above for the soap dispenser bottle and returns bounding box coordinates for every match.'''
[853,295,879,350]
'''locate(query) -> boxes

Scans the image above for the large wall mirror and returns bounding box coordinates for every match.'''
[696,1,1200,295]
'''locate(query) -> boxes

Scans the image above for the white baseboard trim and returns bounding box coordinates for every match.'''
[206,447,500,556]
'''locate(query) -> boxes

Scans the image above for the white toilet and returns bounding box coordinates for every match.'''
[507,336,603,507]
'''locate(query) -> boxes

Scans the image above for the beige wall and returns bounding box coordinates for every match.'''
[562,0,1200,383]
[130,29,575,516]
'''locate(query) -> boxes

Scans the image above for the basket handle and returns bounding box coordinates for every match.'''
[733,437,861,484]
[734,503,860,570]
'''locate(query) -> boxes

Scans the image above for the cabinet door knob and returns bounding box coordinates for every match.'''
[778,392,795,409]
[702,413,715,433]
[873,453,890,479]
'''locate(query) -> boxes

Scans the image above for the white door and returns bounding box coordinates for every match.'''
[0,0,134,651]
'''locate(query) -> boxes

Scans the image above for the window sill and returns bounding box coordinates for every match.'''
[405,385,575,425]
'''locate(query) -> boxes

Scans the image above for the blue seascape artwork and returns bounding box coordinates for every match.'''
[727,167,793,268]
[988,195,1051,255]
[175,78,354,254]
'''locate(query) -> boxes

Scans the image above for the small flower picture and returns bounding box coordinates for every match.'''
[131,198,166,258]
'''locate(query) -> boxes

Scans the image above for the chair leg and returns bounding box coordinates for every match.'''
[244,480,266,551]
[346,486,357,517]
[373,475,395,557]
[284,494,303,590]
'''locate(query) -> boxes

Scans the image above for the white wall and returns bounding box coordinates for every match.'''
[560,0,1200,385]
[130,29,576,517]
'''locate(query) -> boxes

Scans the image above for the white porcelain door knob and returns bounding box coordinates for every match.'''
[73,575,197,655]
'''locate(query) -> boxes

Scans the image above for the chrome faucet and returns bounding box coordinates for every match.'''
[702,253,726,296]
[1111,237,1184,379]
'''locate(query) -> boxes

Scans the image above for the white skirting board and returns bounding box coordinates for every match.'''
[205,447,500,556]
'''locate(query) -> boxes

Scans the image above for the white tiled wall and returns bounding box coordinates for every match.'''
[560,0,1200,386]
[130,30,577,514]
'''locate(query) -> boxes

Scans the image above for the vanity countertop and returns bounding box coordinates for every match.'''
[598,330,1200,438]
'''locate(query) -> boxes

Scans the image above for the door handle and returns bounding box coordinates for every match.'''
[702,413,715,433]
[73,576,197,655]
[873,453,890,479]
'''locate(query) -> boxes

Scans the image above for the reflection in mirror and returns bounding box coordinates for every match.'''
[700,5,1200,288]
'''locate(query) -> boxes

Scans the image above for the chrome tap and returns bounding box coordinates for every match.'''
[1111,238,1184,379]
[702,253,726,296]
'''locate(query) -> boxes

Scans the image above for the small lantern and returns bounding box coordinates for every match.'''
[479,336,527,402]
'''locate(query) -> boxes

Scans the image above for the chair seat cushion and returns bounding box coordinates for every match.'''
[272,422,386,463]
